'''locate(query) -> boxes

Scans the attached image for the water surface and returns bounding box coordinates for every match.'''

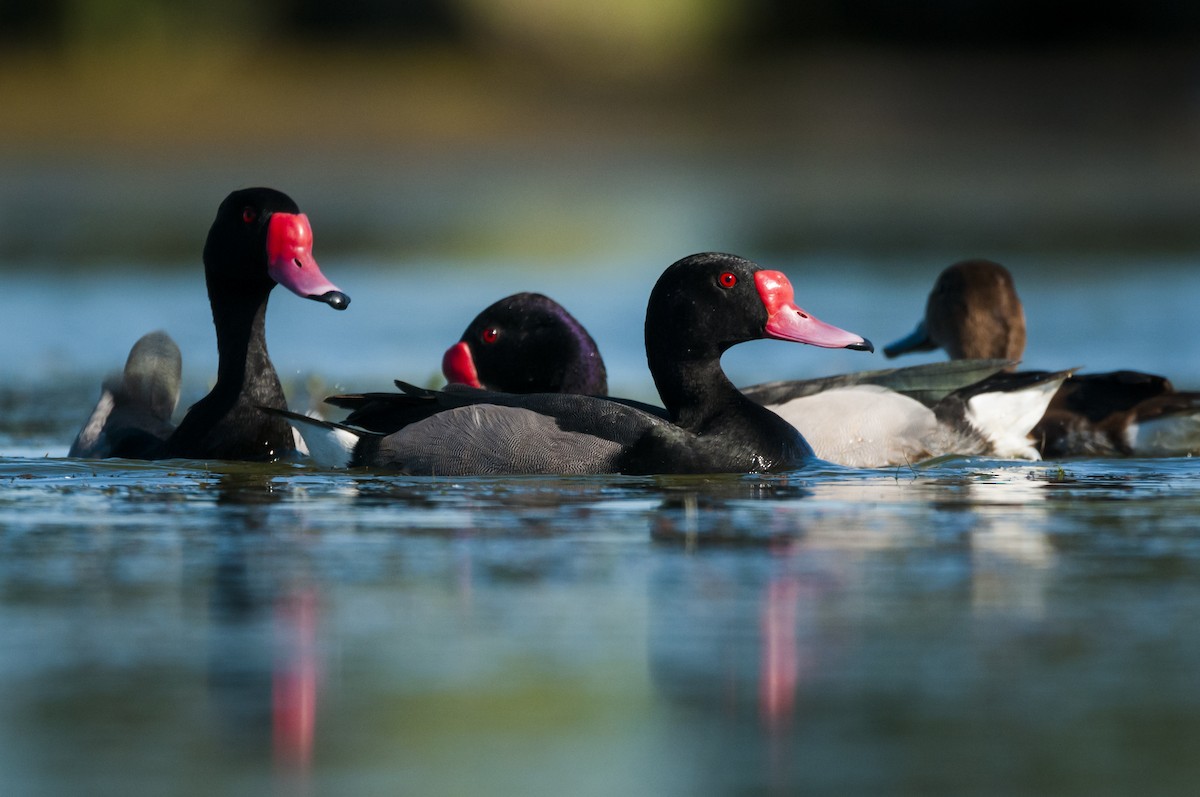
[2,256,1199,796]
[2,456,1200,796]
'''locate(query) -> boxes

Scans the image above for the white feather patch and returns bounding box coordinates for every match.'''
[70,389,116,457]
[1127,412,1200,457]
[285,415,359,468]
[965,379,1062,460]
[771,386,939,468]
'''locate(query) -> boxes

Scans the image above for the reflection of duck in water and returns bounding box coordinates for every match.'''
[885,259,1200,457]
[644,477,1060,793]
[645,526,821,792]
[206,487,319,781]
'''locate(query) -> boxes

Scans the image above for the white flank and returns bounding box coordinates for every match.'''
[771,386,938,468]
[965,378,1064,460]
[1127,412,1200,457]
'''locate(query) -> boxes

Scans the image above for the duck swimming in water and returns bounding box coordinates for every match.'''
[70,187,349,461]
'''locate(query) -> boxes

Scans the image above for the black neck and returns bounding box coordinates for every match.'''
[646,336,814,469]
[166,277,293,460]
[212,286,274,394]
[650,347,738,430]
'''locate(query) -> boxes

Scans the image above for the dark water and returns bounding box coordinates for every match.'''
[4,456,1200,796]
[3,256,1200,796]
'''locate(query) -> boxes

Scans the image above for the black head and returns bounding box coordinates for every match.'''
[645,252,872,362]
[443,292,608,395]
[202,187,349,310]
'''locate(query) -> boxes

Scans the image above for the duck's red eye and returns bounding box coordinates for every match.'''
[242,207,257,224]
[481,327,499,344]
[719,271,737,289]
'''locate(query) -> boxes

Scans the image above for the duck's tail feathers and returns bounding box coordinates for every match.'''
[261,407,363,469]
[393,380,439,398]
[939,369,1074,460]
[324,382,445,434]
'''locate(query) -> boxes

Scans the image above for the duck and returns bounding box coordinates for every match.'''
[70,187,350,461]
[283,252,873,475]
[332,289,1066,468]
[883,258,1200,457]
[69,331,182,458]
[331,291,609,435]
[442,291,607,395]
[739,367,1067,467]
[883,258,1026,362]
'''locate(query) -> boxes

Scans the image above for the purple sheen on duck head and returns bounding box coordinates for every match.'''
[442,341,483,388]
[754,270,873,351]
[265,212,350,310]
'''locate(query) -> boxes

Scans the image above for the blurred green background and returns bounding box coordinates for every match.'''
[1,0,1199,266]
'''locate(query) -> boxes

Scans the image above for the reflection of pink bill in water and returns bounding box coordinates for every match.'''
[759,576,801,731]
[274,588,318,772]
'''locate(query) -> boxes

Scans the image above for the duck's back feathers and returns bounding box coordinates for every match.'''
[325,388,442,434]
[741,359,1013,409]
[1048,370,1174,422]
